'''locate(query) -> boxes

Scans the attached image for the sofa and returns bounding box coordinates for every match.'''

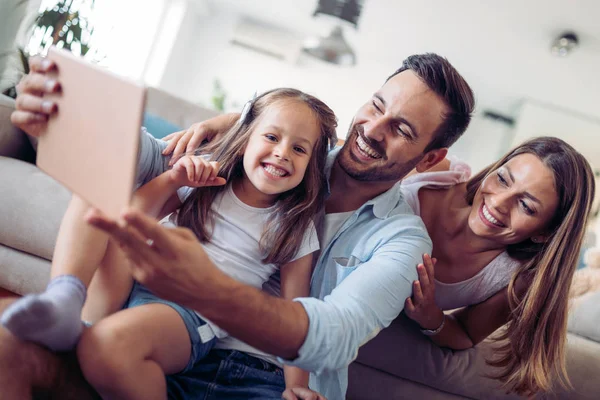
[1,91,599,400]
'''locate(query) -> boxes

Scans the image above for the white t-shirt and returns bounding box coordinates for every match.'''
[321,211,355,250]
[161,184,319,340]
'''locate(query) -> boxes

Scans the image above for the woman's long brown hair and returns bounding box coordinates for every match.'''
[464,137,596,395]
[176,88,337,265]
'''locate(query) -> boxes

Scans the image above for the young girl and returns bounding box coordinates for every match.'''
[7,88,337,399]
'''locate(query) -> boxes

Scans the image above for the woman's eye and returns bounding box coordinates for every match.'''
[520,200,534,215]
[294,146,307,154]
[265,134,277,142]
[497,172,507,185]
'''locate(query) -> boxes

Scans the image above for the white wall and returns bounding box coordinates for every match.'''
[448,114,515,174]
[512,101,600,171]
[156,9,519,172]
[157,8,392,138]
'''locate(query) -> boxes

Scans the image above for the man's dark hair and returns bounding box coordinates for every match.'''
[387,53,475,152]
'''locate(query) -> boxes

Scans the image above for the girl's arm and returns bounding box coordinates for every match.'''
[131,156,226,220]
[405,255,528,349]
[131,172,183,219]
[279,254,314,393]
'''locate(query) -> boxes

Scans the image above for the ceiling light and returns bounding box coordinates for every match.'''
[302,26,356,66]
[551,32,579,57]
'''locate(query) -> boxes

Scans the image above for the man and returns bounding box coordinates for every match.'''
[2,53,474,399]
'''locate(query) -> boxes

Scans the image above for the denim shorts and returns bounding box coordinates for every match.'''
[127,282,216,373]
[166,349,286,400]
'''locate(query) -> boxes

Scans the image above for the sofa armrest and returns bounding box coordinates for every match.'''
[0,94,35,162]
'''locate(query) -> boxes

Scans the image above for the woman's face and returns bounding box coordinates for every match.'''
[468,153,559,245]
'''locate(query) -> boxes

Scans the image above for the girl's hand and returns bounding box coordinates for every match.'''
[282,387,327,400]
[169,156,226,188]
[404,254,444,330]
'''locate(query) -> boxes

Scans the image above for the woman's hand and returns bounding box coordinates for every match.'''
[11,56,61,137]
[162,113,240,165]
[282,387,327,400]
[169,156,226,188]
[404,254,445,330]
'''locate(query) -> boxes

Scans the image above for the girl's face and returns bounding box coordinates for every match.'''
[468,153,559,245]
[241,100,321,204]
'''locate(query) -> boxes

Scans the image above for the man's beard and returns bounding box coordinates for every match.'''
[337,123,423,182]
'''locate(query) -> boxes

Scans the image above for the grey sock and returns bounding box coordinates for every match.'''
[0,275,87,352]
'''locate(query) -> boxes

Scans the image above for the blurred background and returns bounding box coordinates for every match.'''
[2,0,599,191]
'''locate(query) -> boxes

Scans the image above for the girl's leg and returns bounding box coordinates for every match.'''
[0,194,133,351]
[78,304,193,400]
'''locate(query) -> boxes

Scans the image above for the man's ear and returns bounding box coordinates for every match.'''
[415,148,448,173]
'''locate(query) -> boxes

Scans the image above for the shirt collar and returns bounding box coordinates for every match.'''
[325,147,403,219]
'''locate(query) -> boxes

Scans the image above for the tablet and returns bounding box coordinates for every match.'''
[37,46,146,219]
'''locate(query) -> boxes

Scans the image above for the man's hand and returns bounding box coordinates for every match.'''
[162,113,240,165]
[86,208,220,306]
[87,208,309,360]
[282,387,327,400]
[11,56,61,137]
[169,156,226,188]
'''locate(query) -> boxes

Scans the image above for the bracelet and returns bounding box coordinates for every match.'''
[420,314,446,336]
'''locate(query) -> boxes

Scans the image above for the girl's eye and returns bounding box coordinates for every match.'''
[294,146,307,154]
[265,134,277,142]
[520,199,535,215]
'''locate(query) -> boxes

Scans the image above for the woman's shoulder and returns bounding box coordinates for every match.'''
[401,157,472,215]
[402,156,472,187]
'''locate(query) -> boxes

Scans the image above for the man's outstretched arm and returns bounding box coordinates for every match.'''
[87,209,309,358]
[88,209,430,370]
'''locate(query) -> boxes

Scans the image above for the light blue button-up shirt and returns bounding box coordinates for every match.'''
[280,148,433,399]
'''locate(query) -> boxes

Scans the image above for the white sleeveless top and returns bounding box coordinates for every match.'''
[401,158,521,310]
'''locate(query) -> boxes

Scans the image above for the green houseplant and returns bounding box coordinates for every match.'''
[2,0,97,98]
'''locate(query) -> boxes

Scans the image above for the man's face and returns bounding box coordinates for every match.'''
[337,70,449,182]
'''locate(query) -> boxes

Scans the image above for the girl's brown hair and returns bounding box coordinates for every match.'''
[465,137,596,395]
[177,88,337,265]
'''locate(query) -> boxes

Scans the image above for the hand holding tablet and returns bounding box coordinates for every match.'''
[37,47,147,219]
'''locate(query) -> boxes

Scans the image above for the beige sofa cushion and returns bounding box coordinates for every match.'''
[355,313,522,399]
[0,157,70,260]
[568,290,600,342]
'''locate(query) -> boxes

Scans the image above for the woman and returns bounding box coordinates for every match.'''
[402,136,595,396]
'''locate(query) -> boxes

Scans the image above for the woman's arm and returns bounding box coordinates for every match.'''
[406,255,527,349]
[279,254,314,393]
[427,289,511,349]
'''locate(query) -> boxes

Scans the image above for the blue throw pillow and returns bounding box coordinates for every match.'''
[142,113,182,139]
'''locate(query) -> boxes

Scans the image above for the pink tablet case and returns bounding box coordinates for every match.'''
[37,47,146,219]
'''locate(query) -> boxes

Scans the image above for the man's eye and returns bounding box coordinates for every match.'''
[372,101,382,113]
[396,126,408,137]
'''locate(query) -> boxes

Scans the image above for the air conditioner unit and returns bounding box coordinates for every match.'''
[230,19,303,64]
